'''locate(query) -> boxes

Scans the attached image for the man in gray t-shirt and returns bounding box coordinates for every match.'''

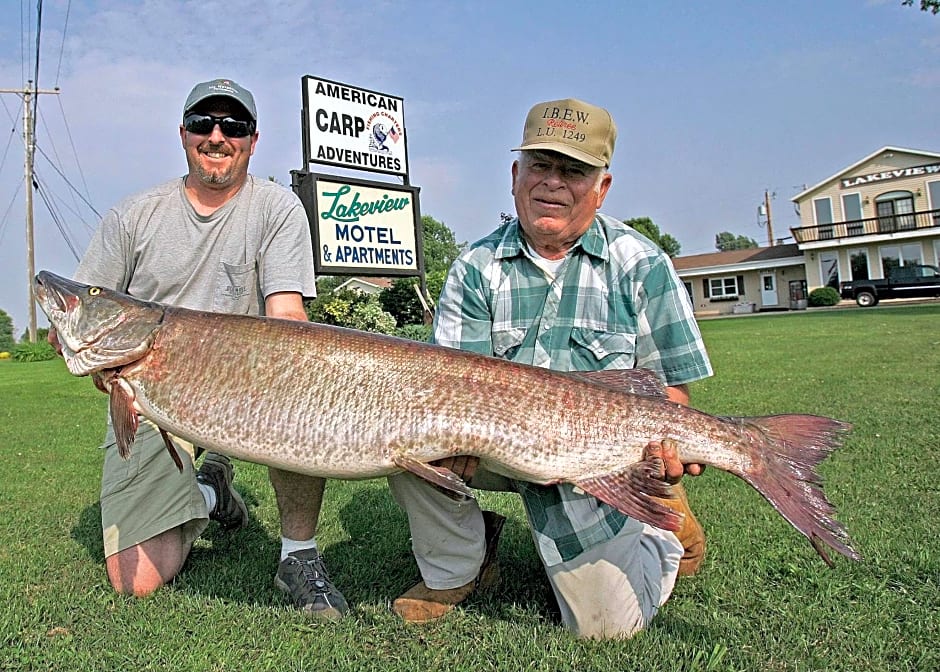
[60,78,347,619]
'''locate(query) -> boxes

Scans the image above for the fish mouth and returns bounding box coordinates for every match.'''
[34,272,79,323]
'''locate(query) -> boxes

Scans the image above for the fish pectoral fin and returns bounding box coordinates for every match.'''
[394,455,475,502]
[575,460,683,532]
[159,429,185,473]
[109,381,139,460]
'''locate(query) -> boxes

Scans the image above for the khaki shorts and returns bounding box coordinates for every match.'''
[99,420,208,557]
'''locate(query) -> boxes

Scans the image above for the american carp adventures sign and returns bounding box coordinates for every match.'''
[294,173,423,276]
[301,75,408,177]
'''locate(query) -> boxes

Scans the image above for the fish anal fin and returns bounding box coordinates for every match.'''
[394,455,475,502]
[159,429,185,473]
[575,460,682,532]
[567,368,667,398]
[109,380,138,460]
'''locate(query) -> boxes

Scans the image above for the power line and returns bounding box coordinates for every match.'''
[54,1,71,87]
[54,95,94,214]
[33,172,82,261]
[0,181,24,245]
[33,143,100,221]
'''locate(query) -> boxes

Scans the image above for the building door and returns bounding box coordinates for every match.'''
[876,191,915,232]
[761,273,778,306]
[820,251,840,289]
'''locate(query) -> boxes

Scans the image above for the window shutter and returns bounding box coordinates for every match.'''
[736,275,745,295]
[703,279,710,298]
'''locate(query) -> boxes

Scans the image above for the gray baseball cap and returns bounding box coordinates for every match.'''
[183,78,257,121]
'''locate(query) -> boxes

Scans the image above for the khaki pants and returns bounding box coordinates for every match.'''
[99,420,208,557]
[387,468,682,639]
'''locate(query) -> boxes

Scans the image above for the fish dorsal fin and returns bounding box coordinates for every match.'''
[575,459,682,531]
[566,368,667,398]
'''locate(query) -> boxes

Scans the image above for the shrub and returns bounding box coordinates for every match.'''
[808,286,841,307]
[0,309,14,351]
[395,323,432,342]
[12,341,57,362]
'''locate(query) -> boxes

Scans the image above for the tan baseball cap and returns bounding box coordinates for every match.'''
[512,98,617,167]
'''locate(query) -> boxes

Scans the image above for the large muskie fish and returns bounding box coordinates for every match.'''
[35,271,860,564]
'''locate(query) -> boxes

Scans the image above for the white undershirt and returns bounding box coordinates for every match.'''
[525,242,567,280]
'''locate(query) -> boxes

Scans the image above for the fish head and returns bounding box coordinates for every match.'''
[33,271,165,376]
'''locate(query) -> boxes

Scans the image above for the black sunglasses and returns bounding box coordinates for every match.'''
[183,113,256,138]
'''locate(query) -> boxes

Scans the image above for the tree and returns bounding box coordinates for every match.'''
[375,215,463,326]
[902,0,939,14]
[0,309,14,352]
[624,217,681,257]
[715,232,759,252]
[379,277,425,327]
[420,215,463,276]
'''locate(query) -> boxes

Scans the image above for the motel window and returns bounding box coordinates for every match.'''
[842,193,863,235]
[880,244,923,275]
[813,197,833,239]
[703,275,745,300]
[928,180,940,224]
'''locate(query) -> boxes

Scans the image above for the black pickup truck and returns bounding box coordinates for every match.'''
[840,263,940,307]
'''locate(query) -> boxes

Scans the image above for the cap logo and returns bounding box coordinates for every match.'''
[512,98,616,168]
[209,81,237,95]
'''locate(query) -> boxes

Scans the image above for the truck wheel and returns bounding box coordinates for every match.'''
[856,291,878,307]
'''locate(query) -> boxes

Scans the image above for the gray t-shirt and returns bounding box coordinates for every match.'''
[75,175,316,315]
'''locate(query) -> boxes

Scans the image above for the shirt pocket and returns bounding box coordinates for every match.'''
[492,327,526,361]
[213,261,257,314]
[569,328,637,370]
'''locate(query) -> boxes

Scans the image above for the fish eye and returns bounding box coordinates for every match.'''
[89,287,101,296]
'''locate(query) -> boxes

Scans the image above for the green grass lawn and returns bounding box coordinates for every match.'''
[1,304,938,671]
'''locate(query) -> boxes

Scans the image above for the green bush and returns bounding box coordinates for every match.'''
[12,341,58,362]
[808,286,841,307]
[0,309,13,351]
[395,323,432,342]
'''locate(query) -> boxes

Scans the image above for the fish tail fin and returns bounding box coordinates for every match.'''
[732,414,861,564]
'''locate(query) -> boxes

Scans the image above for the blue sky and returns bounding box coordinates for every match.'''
[1,0,938,333]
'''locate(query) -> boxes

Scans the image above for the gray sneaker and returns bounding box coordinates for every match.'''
[275,549,349,620]
[196,453,248,531]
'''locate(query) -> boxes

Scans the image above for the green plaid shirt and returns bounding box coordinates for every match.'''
[431,213,713,565]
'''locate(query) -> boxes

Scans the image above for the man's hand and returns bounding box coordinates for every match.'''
[643,438,704,484]
[432,455,479,483]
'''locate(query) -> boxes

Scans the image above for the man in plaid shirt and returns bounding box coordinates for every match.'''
[388,98,713,639]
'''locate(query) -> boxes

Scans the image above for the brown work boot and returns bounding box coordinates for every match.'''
[655,483,705,576]
[393,511,505,623]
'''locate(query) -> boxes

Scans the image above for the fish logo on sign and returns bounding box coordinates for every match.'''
[367,111,402,154]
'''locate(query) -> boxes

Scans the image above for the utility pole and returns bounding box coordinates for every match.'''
[759,189,775,247]
[0,81,60,342]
